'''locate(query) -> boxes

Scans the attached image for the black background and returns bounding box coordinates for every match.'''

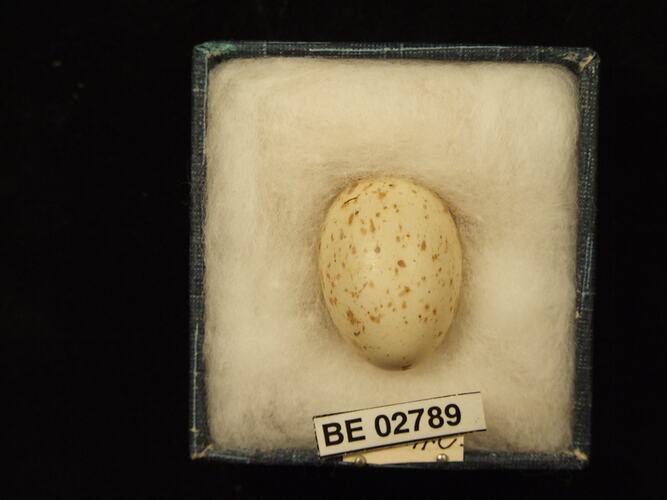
[4,1,666,498]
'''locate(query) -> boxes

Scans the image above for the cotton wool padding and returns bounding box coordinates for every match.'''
[204,57,579,452]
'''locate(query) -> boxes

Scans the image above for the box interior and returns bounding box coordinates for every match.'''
[203,57,580,453]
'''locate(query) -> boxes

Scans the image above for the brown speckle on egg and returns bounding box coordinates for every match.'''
[397,260,406,267]
[342,195,359,207]
[346,308,359,325]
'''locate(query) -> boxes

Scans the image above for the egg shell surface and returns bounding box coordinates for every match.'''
[318,177,462,370]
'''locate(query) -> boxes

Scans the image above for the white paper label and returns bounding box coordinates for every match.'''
[313,392,485,457]
[342,435,465,464]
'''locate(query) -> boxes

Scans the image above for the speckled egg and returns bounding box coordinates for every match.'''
[318,177,463,370]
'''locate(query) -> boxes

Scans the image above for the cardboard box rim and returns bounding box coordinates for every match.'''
[189,41,598,470]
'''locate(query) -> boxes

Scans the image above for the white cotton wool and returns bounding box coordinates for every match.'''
[204,57,579,453]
